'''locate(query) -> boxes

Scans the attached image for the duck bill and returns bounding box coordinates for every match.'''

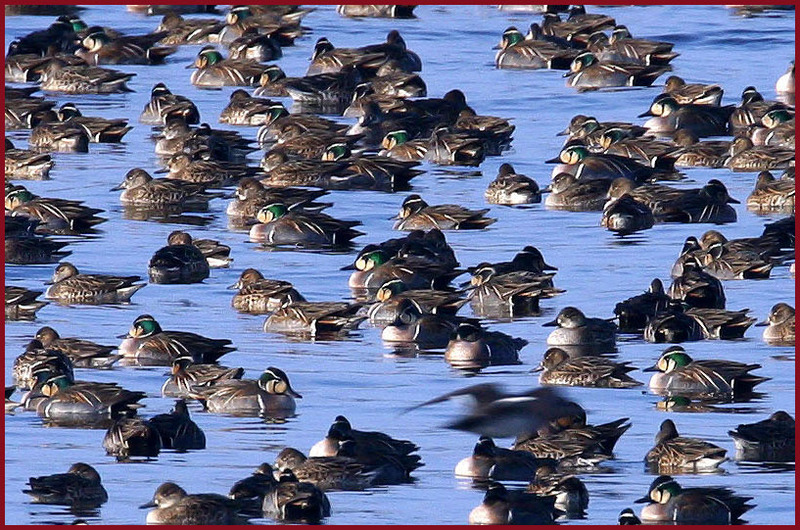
[544,157,561,164]
[153,168,169,174]
[542,319,558,327]
[339,263,357,271]
[727,197,741,204]
[633,495,650,504]
[637,110,654,118]
[139,500,157,509]
[540,186,552,193]
[287,387,303,399]
[109,184,123,191]
[227,282,242,290]
[754,319,769,327]
[184,63,196,69]
[561,71,572,78]
[530,365,544,373]
[116,333,132,339]
[555,128,569,137]
[543,263,558,271]
[642,364,659,372]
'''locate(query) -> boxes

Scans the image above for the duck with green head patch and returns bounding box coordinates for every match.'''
[139,83,200,125]
[564,51,670,89]
[345,247,461,294]
[118,314,235,366]
[226,177,330,225]
[750,108,795,149]
[189,367,300,417]
[190,45,275,88]
[635,475,753,523]
[55,102,131,142]
[495,26,578,70]
[162,356,244,398]
[321,142,423,191]
[379,129,428,161]
[548,144,681,183]
[367,280,467,325]
[6,185,106,234]
[559,115,649,147]
[13,339,74,391]
[257,103,349,144]
[644,345,769,397]
[27,110,90,152]
[599,127,677,165]
[249,203,364,248]
[425,126,487,166]
[394,194,496,231]
[639,95,733,137]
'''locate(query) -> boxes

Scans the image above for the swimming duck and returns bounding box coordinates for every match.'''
[148,231,210,284]
[273,447,375,491]
[39,59,135,94]
[75,28,175,65]
[320,142,424,191]
[34,326,119,368]
[262,469,331,522]
[13,339,74,391]
[394,194,496,231]
[5,223,71,265]
[485,163,542,205]
[162,153,258,188]
[591,25,678,66]
[455,436,556,481]
[444,322,526,370]
[728,411,795,462]
[565,51,669,89]
[230,268,306,314]
[226,178,330,224]
[217,5,309,47]
[425,127,487,166]
[334,437,421,485]
[724,136,795,172]
[534,347,642,388]
[729,86,792,132]
[249,203,364,247]
[282,67,364,110]
[639,95,733,137]
[102,416,162,458]
[692,239,774,280]
[558,115,649,145]
[614,278,672,332]
[190,367,300,416]
[258,104,349,144]
[219,89,278,126]
[607,178,738,224]
[264,302,366,337]
[337,4,417,17]
[155,12,224,46]
[228,31,283,62]
[775,60,794,95]
[28,111,90,152]
[618,508,642,524]
[544,173,610,211]
[307,32,420,77]
[756,302,794,345]
[7,16,80,57]
[154,116,256,163]
[670,129,730,168]
[162,357,244,398]
[544,306,617,348]
[526,465,590,514]
[4,138,54,179]
[547,145,680,183]
[541,9,616,47]
[54,103,131,142]
[111,168,220,209]
[379,130,429,161]
[601,193,655,235]
[598,127,676,164]
[645,419,727,472]
[644,346,769,396]
[189,46,273,88]
[380,298,461,349]
[636,475,753,524]
[367,282,467,325]
[141,482,247,525]
[139,83,200,125]
[45,262,145,305]
[6,186,106,234]
[513,417,629,467]
[310,415,420,459]
[642,301,706,343]
[118,314,235,366]
[668,261,726,309]
[494,26,578,70]
[469,268,562,317]
[5,286,48,321]
[27,371,146,424]
[662,76,724,106]
[345,248,461,295]
[149,399,206,451]
[24,463,108,507]
[469,481,561,525]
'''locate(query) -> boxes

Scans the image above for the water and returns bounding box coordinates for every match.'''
[5,4,795,525]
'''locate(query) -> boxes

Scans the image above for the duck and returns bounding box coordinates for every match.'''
[729,86,792,132]
[644,419,727,472]
[468,481,561,525]
[455,436,555,481]
[598,127,676,164]
[686,306,757,340]
[662,75,724,106]
[161,356,244,398]
[668,261,726,309]
[343,247,460,292]
[149,399,206,451]
[4,138,54,179]
[468,268,562,317]
[589,25,678,66]
[425,127,487,166]
[334,438,421,485]
[692,239,774,280]
[544,173,610,211]
[226,177,330,224]
[25,371,146,424]
[39,59,135,94]
[533,347,642,388]
[154,12,224,45]
[670,129,730,168]
[607,177,738,224]
[258,104,349,143]
[613,278,672,332]
[139,83,200,125]
[5,223,71,265]
[154,116,256,162]
[320,142,423,191]
[5,286,48,321]
[6,386,20,414]
[547,145,680,183]
[728,411,795,462]
[750,108,795,149]
[174,230,231,268]
[394,194,496,231]
[380,298,460,349]
[28,111,90,152]
[262,469,331,523]
[6,16,80,57]
[250,203,364,247]
[218,89,278,126]
[724,136,795,172]
[273,447,376,491]
[485,163,542,205]
[310,415,420,459]
[642,301,706,343]
[618,508,642,524]
[102,416,162,458]
[45,262,145,305]
[494,26,578,70]
[23,463,108,507]
[33,326,119,368]
[148,231,209,284]
[379,129,429,161]
[118,314,235,366]
[307,33,419,77]
[635,475,753,523]
[756,302,794,345]
[75,28,176,65]
[544,306,617,348]
[140,482,246,525]
[644,346,769,396]
[601,193,655,235]
[281,67,363,109]
[6,186,106,234]
[50,102,131,143]
[260,155,372,191]
[541,9,616,47]
[111,168,220,209]
[189,367,300,416]
[337,4,417,17]
[189,45,272,88]
[775,60,794,95]
[558,115,649,145]
[217,5,309,47]
[229,268,306,314]
[264,302,366,338]
[162,153,258,188]
[639,95,733,137]
[564,51,669,89]
[367,282,467,325]
[444,322,526,370]
[227,31,283,62]
[526,465,589,514]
